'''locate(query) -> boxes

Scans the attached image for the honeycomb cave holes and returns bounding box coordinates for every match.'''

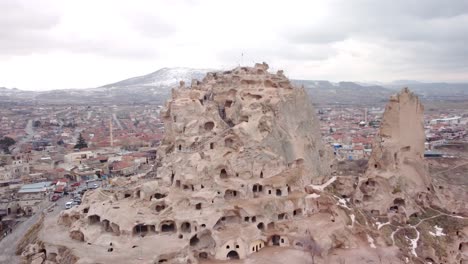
[181,222,191,233]
[225,100,233,108]
[160,221,176,233]
[227,251,240,259]
[220,169,228,179]
[204,121,215,131]
[257,222,265,231]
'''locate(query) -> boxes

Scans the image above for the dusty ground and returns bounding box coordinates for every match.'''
[429,143,468,187]
[200,246,402,264]
[39,204,184,264]
[0,200,52,264]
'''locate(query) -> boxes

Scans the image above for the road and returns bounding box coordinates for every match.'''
[18,119,33,144]
[112,113,123,130]
[11,119,34,154]
[0,200,53,264]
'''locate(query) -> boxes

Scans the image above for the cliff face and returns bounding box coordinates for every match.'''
[355,88,432,217]
[51,63,337,263]
[26,70,468,264]
[157,62,331,190]
[368,88,427,179]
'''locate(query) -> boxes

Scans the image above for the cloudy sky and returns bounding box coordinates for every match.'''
[1,0,468,90]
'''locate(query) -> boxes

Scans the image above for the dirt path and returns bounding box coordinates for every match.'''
[0,212,42,263]
[0,200,58,264]
[433,161,468,176]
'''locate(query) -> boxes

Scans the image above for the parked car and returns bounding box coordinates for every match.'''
[51,194,60,202]
[65,201,73,209]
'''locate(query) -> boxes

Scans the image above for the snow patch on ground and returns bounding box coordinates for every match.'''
[408,229,420,257]
[429,225,446,237]
[349,214,355,227]
[337,198,351,210]
[367,234,376,248]
[308,176,337,191]
[376,221,390,230]
[306,193,320,199]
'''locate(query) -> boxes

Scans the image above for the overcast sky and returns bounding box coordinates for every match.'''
[1,0,468,90]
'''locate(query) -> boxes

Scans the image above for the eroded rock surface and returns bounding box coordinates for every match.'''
[355,88,433,218]
[22,67,467,264]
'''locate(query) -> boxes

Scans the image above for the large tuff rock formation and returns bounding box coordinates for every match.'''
[52,63,344,263]
[157,62,331,187]
[28,68,467,264]
[354,88,433,219]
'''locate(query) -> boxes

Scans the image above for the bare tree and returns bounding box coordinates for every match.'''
[296,229,322,264]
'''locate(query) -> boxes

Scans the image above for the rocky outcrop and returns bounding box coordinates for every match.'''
[52,63,339,263]
[354,88,433,219]
[28,68,467,264]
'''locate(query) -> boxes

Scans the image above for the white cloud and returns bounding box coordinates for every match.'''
[0,0,467,90]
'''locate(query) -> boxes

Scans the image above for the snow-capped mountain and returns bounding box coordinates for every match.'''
[100,67,210,89]
[2,68,468,105]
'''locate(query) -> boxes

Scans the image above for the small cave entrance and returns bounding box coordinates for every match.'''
[224,189,238,200]
[240,116,249,123]
[136,190,141,199]
[153,193,166,200]
[220,169,228,179]
[260,171,263,178]
[253,184,263,193]
[204,121,215,131]
[195,203,202,210]
[133,224,155,236]
[278,213,286,220]
[293,209,302,217]
[102,219,111,232]
[225,100,233,108]
[161,221,176,233]
[257,222,265,231]
[393,198,405,206]
[155,204,166,212]
[210,142,214,150]
[271,235,281,246]
[276,189,282,196]
[389,206,399,213]
[88,215,100,225]
[226,250,240,260]
[199,252,208,259]
[190,234,199,246]
[181,222,191,233]
[124,193,131,198]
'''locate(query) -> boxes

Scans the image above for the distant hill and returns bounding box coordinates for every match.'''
[1,68,467,106]
[292,80,394,106]
[384,81,468,102]
[100,67,209,90]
